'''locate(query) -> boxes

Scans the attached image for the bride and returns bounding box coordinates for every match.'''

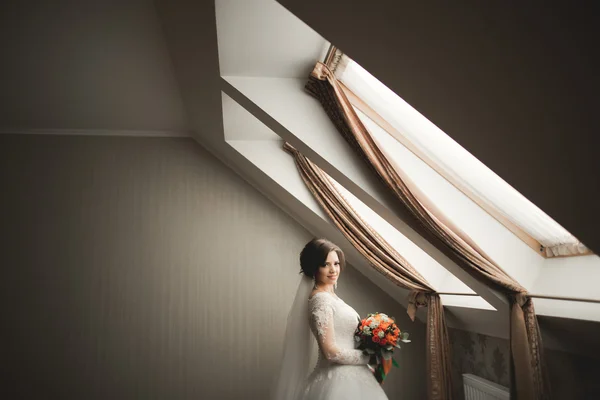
[272,238,388,400]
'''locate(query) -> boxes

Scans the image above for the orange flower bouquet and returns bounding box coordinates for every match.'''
[354,312,410,384]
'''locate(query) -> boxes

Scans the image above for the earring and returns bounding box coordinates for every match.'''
[313,276,318,290]
[334,281,338,290]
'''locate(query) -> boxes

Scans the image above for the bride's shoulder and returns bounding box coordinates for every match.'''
[308,290,323,301]
[308,290,337,303]
[309,290,325,300]
[308,291,332,315]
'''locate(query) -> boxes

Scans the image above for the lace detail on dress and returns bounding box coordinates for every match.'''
[310,294,333,340]
[308,292,369,366]
[301,292,388,399]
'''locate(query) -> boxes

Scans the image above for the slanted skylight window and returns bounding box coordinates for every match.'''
[333,52,589,258]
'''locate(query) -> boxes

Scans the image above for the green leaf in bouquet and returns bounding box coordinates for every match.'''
[394,343,401,349]
[386,345,393,351]
[401,332,411,343]
[392,357,399,368]
[382,351,392,360]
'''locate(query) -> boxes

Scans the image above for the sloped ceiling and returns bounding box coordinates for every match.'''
[276,0,600,255]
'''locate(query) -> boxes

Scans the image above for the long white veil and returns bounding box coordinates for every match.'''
[270,274,317,400]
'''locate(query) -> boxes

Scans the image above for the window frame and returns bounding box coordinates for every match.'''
[325,47,591,259]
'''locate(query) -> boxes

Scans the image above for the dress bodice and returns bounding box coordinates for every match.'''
[308,292,363,367]
[300,291,388,399]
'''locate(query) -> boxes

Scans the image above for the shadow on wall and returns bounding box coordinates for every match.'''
[449,328,600,399]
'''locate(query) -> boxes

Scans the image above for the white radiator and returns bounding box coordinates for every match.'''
[463,374,510,400]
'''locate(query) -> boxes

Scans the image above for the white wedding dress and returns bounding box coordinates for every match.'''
[298,291,389,399]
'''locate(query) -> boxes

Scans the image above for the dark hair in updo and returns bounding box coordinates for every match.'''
[299,238,346,278]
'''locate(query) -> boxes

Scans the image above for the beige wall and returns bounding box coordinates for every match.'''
[0,134,425,399]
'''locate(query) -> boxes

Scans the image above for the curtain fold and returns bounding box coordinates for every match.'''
[305,62,549,400]
[283,142,453,400]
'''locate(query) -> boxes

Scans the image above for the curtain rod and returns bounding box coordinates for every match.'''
[529,294,600,304]
[437,292,600,304]
[323,44,337,67]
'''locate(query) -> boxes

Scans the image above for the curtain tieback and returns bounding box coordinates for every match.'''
[312,62,332,81]
[511,292,530,308]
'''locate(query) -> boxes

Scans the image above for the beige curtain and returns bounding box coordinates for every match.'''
[283,142,453,400]
[306,62,549,399]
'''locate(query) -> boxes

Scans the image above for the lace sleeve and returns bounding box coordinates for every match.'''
[309,294,370,365]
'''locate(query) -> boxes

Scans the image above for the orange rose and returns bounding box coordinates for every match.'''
[385,333,396,345]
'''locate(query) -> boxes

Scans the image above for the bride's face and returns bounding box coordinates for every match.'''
[316,251,341,286]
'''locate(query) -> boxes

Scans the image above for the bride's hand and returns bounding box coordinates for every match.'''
[367,354,378,374]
